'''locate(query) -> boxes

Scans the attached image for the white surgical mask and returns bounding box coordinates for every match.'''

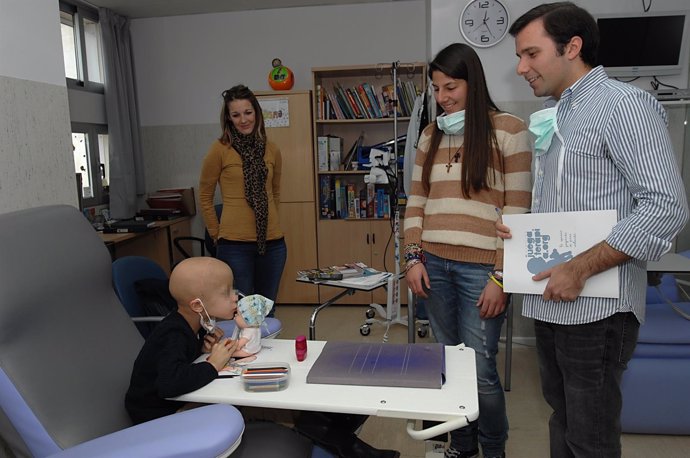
[197,299,217,334]
[528,107,557,155]
[436,110,466,135]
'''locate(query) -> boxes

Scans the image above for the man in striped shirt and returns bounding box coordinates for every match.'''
[503,3,689,457]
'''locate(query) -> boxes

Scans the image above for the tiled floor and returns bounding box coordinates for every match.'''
[275,304,690,458]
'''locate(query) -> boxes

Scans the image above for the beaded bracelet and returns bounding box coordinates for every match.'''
[404,243,426,271]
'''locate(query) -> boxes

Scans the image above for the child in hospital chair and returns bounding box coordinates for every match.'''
[232,294,274,358]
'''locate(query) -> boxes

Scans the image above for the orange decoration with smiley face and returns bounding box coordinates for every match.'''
[268,58,294,90]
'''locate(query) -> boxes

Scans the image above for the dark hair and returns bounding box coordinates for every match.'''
[423,43,500,198]
[509,2,599,67]
[219,84,266,145]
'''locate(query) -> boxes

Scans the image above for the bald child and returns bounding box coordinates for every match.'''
[125,257,239,424]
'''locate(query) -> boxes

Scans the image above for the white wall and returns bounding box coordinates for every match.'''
[130,1,427,127]
[430,0,690,103]
[0,0,66,86]
[0,0,77,214]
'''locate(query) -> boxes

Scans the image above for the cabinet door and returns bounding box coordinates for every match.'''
[259,92,314,203]
[317,220,372,304]
[115,229,170,274]
[169,219,192,267]
[277,202,319,304]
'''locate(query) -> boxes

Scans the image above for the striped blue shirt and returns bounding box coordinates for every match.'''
[523,66,688,325]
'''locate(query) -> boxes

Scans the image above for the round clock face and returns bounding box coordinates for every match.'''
[459,0,510,48]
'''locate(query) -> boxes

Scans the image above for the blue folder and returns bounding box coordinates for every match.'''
[306,341,446,389]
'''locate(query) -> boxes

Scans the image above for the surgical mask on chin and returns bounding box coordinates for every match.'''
[436,110,466,135]
[528,107,557,155]
[197,299,217,334]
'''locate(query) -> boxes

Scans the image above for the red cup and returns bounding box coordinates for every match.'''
[295,335,307,362]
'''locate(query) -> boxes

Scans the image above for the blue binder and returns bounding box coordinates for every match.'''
[306,341,446,389]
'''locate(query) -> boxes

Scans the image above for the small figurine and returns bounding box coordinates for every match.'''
[268,58,294,90]
[232,294,274,357]
[363,148,391,184]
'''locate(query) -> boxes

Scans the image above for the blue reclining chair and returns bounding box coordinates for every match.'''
[112,256,282,339]
[620,268,690,434]
[0,205,324,458]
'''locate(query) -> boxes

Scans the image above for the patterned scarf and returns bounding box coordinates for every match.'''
[231,126,269,255]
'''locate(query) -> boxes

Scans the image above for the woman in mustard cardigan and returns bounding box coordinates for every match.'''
[199,85,285,316]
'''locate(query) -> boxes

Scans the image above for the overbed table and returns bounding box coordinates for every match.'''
[173,339,479,440]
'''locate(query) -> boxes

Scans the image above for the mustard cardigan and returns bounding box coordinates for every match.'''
[199,139,283,243]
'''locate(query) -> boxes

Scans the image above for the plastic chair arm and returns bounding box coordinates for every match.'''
[47,404,244,458]
[173,236,206,258]
[131,316,165,322]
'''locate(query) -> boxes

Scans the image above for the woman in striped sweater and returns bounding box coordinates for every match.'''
[403,43,532,458]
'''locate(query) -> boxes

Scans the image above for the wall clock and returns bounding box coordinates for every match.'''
[459,0,510,48]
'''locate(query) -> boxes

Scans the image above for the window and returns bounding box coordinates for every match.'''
[72,123,109,208]
[61,2,109,207]
[60,2,104,91]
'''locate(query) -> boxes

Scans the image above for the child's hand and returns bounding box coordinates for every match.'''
[202,327,225,353]
[207,338,238,371]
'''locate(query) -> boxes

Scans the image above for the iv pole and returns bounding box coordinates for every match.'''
[361,61,410,341]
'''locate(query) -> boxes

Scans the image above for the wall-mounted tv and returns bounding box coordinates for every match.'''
[596,12,690,77]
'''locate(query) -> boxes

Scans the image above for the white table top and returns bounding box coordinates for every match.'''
[174,339,479,440]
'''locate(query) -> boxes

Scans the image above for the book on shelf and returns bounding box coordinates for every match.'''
[366,183,376,218]
[355,85,375,118]
[316,84,323,120]
[347,183,357,219]
[334,178,343,219]
[362,83,383,118]
[341,131,364,171]
[328,136,343,171]
[319,175,335,219]
[317,136,329,171]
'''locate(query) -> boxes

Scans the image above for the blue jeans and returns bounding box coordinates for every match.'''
[535,312,639,458]
[215,238,287,317]
[424,253,508,456]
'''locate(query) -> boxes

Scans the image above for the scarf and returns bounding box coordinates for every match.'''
[231,126,269,255]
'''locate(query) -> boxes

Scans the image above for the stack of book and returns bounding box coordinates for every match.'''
[298,262,378,281]
[145,187,196,216]
[316,79,420,120]
[319,176,391,220]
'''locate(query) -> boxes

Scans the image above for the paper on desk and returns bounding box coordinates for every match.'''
[332,272,392,288]
[502,210,619,298]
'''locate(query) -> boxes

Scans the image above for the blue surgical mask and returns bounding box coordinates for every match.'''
[528,107,557,155]
[436,110,466,135]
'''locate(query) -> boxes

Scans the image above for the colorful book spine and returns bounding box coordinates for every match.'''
[334,178,342,219]
[319,175,334,219]
[366,183,376,218]
[347,184,357,219]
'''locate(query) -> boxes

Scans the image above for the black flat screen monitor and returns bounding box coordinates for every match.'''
[597,13,688,77]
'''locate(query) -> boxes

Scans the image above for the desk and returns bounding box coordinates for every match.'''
[98,217,191,274]
[173,339,479,440]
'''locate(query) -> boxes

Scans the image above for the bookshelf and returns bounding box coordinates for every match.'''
[312,63,427,304]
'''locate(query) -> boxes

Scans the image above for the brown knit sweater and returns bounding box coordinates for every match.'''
[403,112,532,269]
[199,139,283,243]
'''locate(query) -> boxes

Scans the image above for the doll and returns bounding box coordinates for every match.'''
[231,294,274,358]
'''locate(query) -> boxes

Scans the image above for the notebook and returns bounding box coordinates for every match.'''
[103,220,156,233]
[306,341,445,389]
